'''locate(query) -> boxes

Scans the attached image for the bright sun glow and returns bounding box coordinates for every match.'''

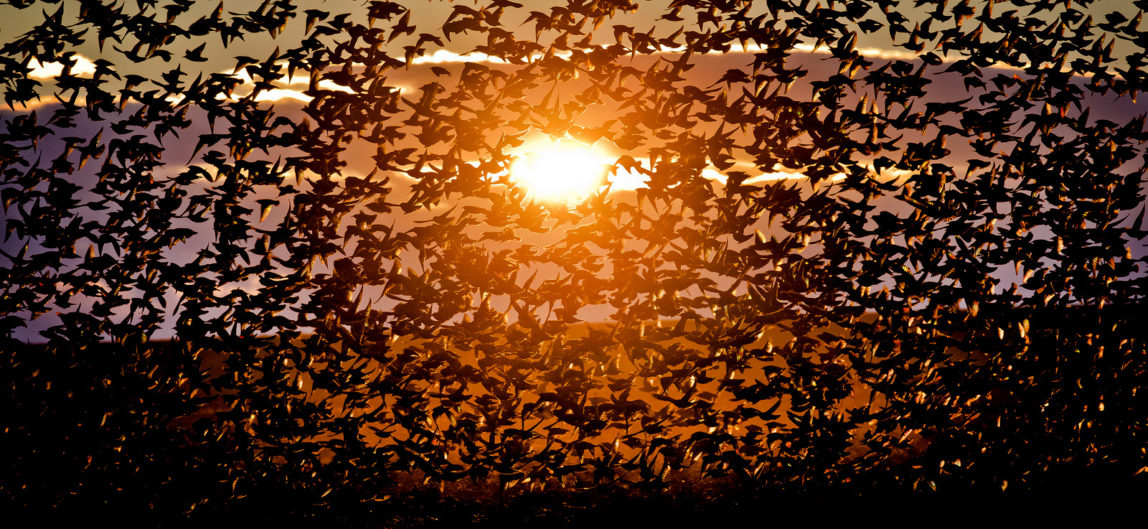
[510,138,613,203]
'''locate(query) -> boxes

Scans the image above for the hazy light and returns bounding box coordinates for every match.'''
[510,138,612,203]
[608,165,650,190]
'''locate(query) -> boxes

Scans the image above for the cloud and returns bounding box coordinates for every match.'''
[404,42,923,65]
[27,55,97,79]
[742,170,811,185]
[161,66,364,105]
[150,42,974,107]
[411,49,511,65]
[10,41,1088,113]
[395,41,1097,77]
[605,160,810,192]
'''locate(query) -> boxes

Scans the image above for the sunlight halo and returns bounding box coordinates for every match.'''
[509,138,612,203]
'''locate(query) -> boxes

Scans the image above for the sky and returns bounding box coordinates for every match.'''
[2,0,1147,341]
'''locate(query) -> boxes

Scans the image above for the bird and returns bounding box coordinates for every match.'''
[1,0,1145,514]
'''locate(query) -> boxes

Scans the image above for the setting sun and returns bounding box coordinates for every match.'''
[509,138,612,203]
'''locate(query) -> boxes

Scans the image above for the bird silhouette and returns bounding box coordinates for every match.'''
[1,0,1146,517]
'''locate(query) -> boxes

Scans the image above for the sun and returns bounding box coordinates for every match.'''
[509,137,612,203]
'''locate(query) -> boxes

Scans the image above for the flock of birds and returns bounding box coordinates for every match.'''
[1,0,1146,518]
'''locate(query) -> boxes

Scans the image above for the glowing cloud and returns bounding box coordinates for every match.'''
[27,55,97,79]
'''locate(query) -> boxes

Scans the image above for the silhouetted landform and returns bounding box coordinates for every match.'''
[2,0,1147,522]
